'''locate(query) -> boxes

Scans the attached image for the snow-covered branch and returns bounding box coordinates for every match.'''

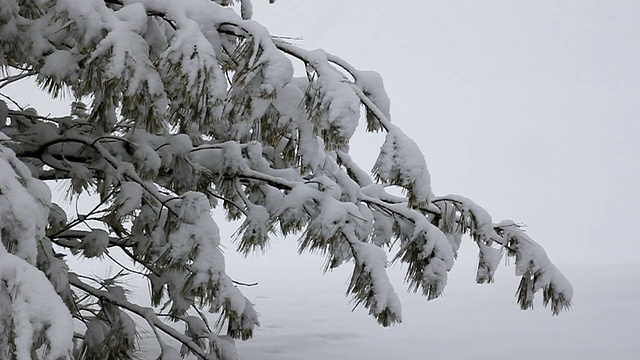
[68,273,214,359]
[0,0,572,357]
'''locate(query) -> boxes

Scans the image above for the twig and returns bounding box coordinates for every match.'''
[105,252,148,277]
[0,71,36,89]
[0,92,24,110]
[69,274,211,360]
[231,280,258,287]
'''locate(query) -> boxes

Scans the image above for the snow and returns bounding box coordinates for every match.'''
[41,50,79,82]
[0,244,73,360]
[221,141,245,175]
[373,126,433,208]
[236,204,271,254]
[211,335,237,360]
[355,70,391,121]
[116,181,143,217]
[53,0,107,43]
[272,83,305,122]
[169,134,194,156]
[81,229,110,258]
[0,146,50,265]
[371,209,394,246]
[476,242,503,283]
[351,241,402,322]
[240,20,294,90]
[26,122,60,146]
[132,142,161,177]
[407,220,456,299]
[439,194,495,240]
[0,0,18,27]
[496,221,573,314]
[115,3,148,34]
[84,319,110,349]
[143,17,167,59]
[308,49,361,142]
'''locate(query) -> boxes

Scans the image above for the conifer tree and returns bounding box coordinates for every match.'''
[0,0,572,358]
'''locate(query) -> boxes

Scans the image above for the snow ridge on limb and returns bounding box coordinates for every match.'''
[0,246,74,360]
[0,141,73,360]
[495,221,573,315]
[0,145,48,264]
[372,125,433,209]
[354,70,391,132]
[348,240,402,326]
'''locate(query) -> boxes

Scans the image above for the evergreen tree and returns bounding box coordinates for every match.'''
[0,0,572,358]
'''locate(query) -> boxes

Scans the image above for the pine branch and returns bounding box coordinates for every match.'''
[52,230,129,248]
[69,274,211,360]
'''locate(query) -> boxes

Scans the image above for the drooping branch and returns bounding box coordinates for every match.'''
[274,40,390,132]
[68,273,210,360]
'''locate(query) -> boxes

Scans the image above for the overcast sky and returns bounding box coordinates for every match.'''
[240,0,640,266]
[5,1,639,358]
[230,2,640,359]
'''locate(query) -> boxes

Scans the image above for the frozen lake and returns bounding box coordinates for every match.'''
[223,240,639,360]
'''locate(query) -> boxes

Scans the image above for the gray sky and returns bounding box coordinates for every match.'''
[248,0,640,265]
[230,1,640,359]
